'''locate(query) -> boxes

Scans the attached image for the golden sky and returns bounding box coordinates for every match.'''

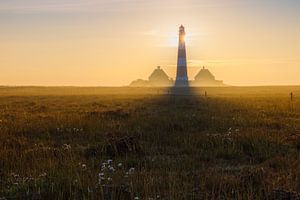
[0,0,299,86]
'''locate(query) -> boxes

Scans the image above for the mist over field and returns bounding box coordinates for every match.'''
[0,86,299,199]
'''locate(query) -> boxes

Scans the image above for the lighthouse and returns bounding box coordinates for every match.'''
[175,25,189,87]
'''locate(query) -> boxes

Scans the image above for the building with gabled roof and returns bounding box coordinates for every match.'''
[130,66,173,87]
[192,67,225,86]
[148,66,172,86]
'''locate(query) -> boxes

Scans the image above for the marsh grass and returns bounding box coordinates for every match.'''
[0,86,299,199]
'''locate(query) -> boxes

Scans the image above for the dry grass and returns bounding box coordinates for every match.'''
[0,86,299,199]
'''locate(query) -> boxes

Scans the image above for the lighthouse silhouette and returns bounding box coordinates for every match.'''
[175,25,189,87]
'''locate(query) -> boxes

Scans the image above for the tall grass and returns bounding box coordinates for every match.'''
[0,86,299,199]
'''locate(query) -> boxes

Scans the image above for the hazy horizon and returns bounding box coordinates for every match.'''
[1,0,300,86]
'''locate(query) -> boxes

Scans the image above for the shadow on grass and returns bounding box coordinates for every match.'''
[1,86,299,199]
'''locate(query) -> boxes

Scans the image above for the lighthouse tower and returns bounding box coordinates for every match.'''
[175,25,189,87]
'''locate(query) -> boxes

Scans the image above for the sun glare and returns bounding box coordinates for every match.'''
[168,32,190,47]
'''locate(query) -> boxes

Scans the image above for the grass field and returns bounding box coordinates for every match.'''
[0,86,299,199]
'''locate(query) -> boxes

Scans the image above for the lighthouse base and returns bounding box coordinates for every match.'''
[175,80,189,87]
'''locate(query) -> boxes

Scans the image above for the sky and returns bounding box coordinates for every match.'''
[0,0,299,86]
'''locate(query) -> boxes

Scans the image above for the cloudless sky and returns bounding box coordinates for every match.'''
[0,0,299,86]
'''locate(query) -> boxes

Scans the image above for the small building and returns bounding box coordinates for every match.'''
[149,66,172,86]
[192,67,225,86]
[130,66,173,87]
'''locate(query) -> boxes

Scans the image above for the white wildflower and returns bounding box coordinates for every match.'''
[99,172,104,177]
[13,174,19,178]
[107,159,113,165]
[98,173,105,184]
[39,172,47,177]
[124,172,129,178]
[62,144,71,150]
[128,167,135,175]
[109,166,115,172]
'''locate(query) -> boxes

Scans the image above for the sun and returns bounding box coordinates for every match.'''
[168,33,190,47]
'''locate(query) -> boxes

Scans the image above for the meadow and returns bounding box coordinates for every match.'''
[0,86,299,200]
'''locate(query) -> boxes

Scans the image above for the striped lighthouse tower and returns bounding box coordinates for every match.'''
[175,25,189,87]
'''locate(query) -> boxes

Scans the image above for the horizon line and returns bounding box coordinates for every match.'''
[1,84,300,88]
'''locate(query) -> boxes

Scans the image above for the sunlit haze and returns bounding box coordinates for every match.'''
[1,0,299,86]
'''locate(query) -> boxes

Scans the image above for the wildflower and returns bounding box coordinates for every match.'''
[98,173,105,184]
[12,173,19,178]
[117,163,122,168]
[62,144,71,150]
[228,127,232,135]
[99,172,105,177]
[107,177,112,182]
[134,197,140,200]
[128,168,135,175]
[107,159,113,165]
[81,164,87,170]
[39,172,47,177]
[124,172,129,178]
[101,162,108,171]
[109,166,115,172]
